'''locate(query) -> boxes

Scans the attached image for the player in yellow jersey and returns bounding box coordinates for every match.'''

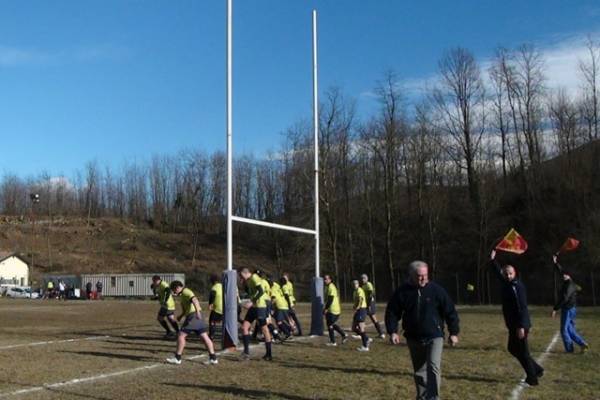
[239,268,273,361]
[323,275,347,346]
[208,274,223,340]
[360,274,385,339]
[165,281,217,365]
[282,273,303,336]
[270,278,292,341]
[151,275,179,339]
[352,279,370,352]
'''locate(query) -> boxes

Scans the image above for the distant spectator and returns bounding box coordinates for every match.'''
[96,281,103,300]
[86,282,93,300]
[45,281,54,299]
[58,280,66,300]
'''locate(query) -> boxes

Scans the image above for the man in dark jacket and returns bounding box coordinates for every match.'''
[385,260,459,400]
[490,250,543,386]
[552,254,589,353]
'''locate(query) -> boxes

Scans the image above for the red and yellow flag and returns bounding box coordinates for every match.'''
[558,237,580,253]
[495,228,528,254]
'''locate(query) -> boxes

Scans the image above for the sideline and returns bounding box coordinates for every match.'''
[0,336,110,351]
[508,331,560,400]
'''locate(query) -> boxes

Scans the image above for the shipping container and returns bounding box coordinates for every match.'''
[80,274,185,297]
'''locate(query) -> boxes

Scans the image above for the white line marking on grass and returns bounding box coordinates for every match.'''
[508,331,560,400]
[0,335,321,398]
[0,336,110,351]
[0,364,162,398]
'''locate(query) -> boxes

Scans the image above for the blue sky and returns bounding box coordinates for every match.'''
[1,0,599,178]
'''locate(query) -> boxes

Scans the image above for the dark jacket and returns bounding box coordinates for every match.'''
[490,260,531,330]
[385,281,460,340]
[553,263,578,310]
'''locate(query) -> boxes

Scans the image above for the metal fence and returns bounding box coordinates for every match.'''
[80,273,186,297]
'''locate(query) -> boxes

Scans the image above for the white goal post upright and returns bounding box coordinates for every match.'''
[221,0,239,348]
[221,3,324,349]
[309,9,324,337]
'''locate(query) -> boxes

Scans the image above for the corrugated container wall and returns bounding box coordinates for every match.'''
[80,274,185,297]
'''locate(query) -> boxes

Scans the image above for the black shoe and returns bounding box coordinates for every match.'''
[536,368,544,378]
[262,354,273,361]
[525,376,539,386]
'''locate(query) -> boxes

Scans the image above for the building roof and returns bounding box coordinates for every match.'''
[0,252,29,265]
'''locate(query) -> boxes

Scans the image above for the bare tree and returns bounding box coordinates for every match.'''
[433,47,486,211]
[579,35,600,141]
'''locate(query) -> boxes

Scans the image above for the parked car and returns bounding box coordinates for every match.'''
[5,287,40,299]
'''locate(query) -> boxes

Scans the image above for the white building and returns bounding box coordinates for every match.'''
[0,253,29,286]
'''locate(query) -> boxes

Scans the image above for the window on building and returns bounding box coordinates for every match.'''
[129,280,134,287]
[111,277,116,287]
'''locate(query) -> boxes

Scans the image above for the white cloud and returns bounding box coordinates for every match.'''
[0,46,50,66]
[384,32,600,102]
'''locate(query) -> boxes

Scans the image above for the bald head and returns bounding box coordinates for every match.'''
[502,264,517,281]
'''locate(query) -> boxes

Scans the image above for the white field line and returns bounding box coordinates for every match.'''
[0,335,320,398]
[0,336,110,351]
[508,331,560,400]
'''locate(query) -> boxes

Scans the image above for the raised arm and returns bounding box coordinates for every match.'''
[489,249,504,282]
[553,254,564,274]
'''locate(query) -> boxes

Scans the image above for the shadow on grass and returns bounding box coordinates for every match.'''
[71,323,157,337]
[449,345,501,352]
[275,361,409,377]
[162,383,317,400]
[62,350,156,362]
[45,387,114,400]
[103,338,177,349]
[445,373,503,383]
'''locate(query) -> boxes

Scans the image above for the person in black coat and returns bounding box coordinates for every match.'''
[385,260,459,400]
[490,250,543,386]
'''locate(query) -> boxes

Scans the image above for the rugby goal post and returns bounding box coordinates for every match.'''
[221,2,323,349]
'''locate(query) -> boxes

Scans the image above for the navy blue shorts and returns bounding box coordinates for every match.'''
[274,309,289,323]
[181,314,207,336]
[266,300,273,316]
[209,310,223,323]
[325,312,340,326]
[368,302,377,316]
[158,307,174,318]
[244,307,268,326]
[353,308,367,324]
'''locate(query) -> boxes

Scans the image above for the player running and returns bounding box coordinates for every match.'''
[323,275,347,346]
[360,274,385,339]
[166,281,217,365]
[282,273,303,336]
[352,279,371,352]
[270,278,292,341]
[239,268,273,361]
[151,275,179,339]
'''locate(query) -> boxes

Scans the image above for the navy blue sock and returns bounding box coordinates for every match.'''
[243,334,250,354]
[361,333,369,347]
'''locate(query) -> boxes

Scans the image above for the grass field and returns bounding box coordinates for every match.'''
[0,299,598,400]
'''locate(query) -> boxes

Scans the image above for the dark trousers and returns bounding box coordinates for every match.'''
[507,329,542,381]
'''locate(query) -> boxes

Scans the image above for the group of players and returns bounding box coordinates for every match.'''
[150,269,385,364]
